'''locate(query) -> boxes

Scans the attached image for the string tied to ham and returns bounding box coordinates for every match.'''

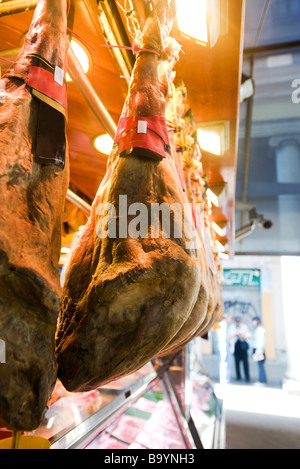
[0,57,15,65]
[99,40,160,58]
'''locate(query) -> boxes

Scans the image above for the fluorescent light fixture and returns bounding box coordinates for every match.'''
[206,182,227,207]
[66,39,90,82]
[93,134,114,155]
[197,121,230,156]
[212,220,228,237]
[175,0,228,48]
[0,0,37,16]
[98,0,133,85]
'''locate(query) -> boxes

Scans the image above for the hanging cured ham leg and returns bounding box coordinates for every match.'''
[0,0,69,431]
[56,0,201,392]
[165,171,224,353]
[146,99,209,355]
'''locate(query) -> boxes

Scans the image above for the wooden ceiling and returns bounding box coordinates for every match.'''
[0,0,245,255]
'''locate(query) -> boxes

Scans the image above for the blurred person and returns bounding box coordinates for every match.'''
[216,314,233,384]
[229,317,252,383]
[252,316,267,386]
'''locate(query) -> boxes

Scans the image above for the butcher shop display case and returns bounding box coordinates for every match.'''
[8,345,223,450]
[0,0,244,445]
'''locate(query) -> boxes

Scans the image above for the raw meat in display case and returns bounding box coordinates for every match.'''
[86,384,187,450]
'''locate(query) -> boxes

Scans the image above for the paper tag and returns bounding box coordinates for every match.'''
[137,120,148,134]
[54,66,64,86]
[0,80,5,104]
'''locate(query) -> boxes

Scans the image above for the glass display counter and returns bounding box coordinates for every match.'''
[0,346,225,450]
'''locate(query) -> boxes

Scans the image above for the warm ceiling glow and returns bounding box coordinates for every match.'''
[94,134,114,155]
[176,0,208,44]
[66,39,90,82]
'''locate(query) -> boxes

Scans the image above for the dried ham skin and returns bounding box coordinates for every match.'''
[56,151,201,391]
[0,0,69,431]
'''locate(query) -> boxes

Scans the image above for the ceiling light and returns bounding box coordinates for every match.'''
[219,251,229,260]
[61,247,70,254]
[66,39,90,82]
[197,121,230,156]
[176,0,208,45]
[93,134,114,155]
[206,182,227,207]
[198,129,222,155]
[212,220,228,237]
[206,189,219,207]
[175,0,228,48]
[216,238,228,253]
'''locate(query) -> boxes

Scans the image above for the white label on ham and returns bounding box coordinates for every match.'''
[0,339,6,364]
[137,120,148,134]
[54,66,64,86]
[0,80,5,104]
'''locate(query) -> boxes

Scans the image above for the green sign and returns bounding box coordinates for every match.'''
[223,269,261,287]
